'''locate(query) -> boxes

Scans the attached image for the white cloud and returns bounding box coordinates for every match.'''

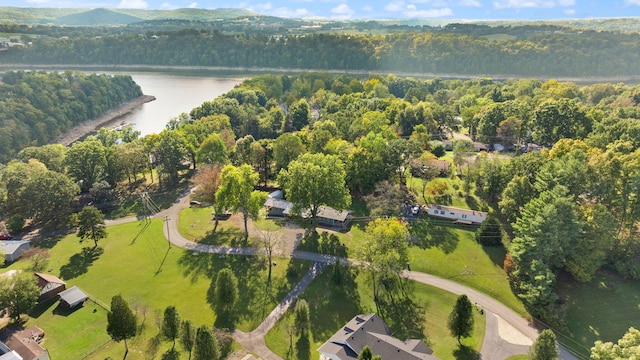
[159,2,175,9]
[492,0,573,9]
[410,0,448,5]
[188,2,198,8]
[26,0,50,4]
[564,8,575,14]
[249,2,273,11]
[625,0,640,5]
[458,0,482,6]
[385,0,406,12]
[362,5,373,11]
[404,7,453,17]
[331,3,354,17]
[118,0,148,9]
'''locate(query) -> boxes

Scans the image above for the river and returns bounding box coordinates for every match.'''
[103,72,244,136]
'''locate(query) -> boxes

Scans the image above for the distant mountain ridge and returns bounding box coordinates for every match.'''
[0,6,257,25]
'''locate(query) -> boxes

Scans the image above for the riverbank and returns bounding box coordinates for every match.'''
[55,94,156,146]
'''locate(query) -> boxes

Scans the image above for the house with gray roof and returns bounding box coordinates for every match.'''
[318,314,439,360]
[264,191,352,229]
[0,241,30,263]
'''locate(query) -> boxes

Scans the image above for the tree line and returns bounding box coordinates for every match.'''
[3,26,640,77]
[0,70,142,162]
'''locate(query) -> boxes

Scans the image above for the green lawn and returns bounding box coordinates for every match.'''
[295,219,526,317]
[178,206,245,245]
[558,270,640,358]
[408,219,527,316]
[2,219,309,360]
[265,264,486,360]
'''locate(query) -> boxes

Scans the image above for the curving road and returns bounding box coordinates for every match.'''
[105,189,579,360]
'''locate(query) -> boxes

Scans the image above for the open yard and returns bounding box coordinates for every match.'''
[296,219,526,316]
[265,264,486,360]
[558,270,640,358]
[1,219,309,360]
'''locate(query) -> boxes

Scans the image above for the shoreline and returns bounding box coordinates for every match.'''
[55,94,156,146]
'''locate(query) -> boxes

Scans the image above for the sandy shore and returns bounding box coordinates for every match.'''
[55,94,156,146]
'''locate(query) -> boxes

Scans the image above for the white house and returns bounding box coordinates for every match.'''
[426,204,487,225]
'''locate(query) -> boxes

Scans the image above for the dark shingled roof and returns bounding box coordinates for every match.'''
[318,314,438,360]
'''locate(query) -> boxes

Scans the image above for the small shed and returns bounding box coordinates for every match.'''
[58,286,88,308]
[264,197,293,217]
[34,273,66,303]
[0,241,30,263]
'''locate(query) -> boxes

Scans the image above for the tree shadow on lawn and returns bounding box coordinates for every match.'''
[481,244,507,269]
[453,344,481,360]
[199,227,245,246]
[296,232,348,257]
[296,333,311,360]
[52,302,83,317]
[59,246,104,280]
[202,255,267,330]
[34,234,66,249]
[378,290,426,341]
[409,219,460,254]
[307,263,364,342]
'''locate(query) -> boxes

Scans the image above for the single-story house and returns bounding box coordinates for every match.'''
[58,286,88,308]
[315,206,352,228]
[426,204,487,225]
[0,241,30,263]
[2,327,49,360]
[34,273,66,303]
[318,314,438,360]
[264,197,293,217]
[264,193,352,229]
[473,142,490,152]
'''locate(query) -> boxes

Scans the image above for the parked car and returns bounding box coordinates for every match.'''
[189,200,202,206]
[0,233,12,240]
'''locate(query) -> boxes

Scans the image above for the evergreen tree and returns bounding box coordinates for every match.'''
[448,294,474,344]
[161,306,181,351]
[106,295,137,357]
[192,326,220,360]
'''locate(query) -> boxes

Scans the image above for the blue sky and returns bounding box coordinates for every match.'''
[4,0,640,20]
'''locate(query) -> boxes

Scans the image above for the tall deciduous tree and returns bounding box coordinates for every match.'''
[153,130,188,186]
[107,295,137,357]
[215,164,267,239]
[192,325,220,360]
[161,306,181,351]
[215,268,239,312]
[65,137,107,191]
[357,218,410,316]
[529,329,559,360]
[76,206,107,248]
[273,133,305,172]
[447,294,474,344]
[590,327,640,360]
[197,133,228,166]
[277,153,351,226]
[0,272,40,322]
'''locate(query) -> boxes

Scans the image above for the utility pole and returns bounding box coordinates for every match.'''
[164,215,171,248]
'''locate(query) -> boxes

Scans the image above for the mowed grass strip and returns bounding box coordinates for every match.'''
[178,206,245,245]
[266,265,486,360]
[3,219,309,360]
[558,270,640,358]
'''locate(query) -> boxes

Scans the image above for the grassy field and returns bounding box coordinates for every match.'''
[296,219,526,316]
[1,219,309,360]
[265,264,486,360]
[557,270,640,358]
[178,206,245,245]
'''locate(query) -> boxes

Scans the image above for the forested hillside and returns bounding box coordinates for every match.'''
[3,27,640,78]
[0,71,142,161]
